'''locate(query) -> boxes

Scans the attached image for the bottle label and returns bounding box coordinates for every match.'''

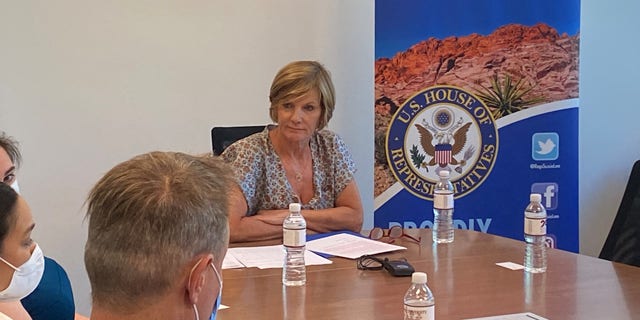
[283,228,306,247]
[404,305,434,320]
[524,217,547,235]
[434,193,453,209]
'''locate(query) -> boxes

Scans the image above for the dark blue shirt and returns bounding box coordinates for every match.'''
[21,257,75,320]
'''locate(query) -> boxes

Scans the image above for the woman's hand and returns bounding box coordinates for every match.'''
[228,180,363,243]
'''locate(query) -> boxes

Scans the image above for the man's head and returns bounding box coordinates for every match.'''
[0,132,21,188]
[84,151,232,318]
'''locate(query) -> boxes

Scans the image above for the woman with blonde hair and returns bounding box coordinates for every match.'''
[222,60,363,242]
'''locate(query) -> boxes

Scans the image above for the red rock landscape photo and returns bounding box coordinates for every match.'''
[374,23,580,197]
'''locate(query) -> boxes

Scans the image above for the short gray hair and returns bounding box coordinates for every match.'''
[84,151,232,312]
[0,132,21,168]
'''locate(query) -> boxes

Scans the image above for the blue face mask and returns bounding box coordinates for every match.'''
[209,295,221,320]
[208,263,223,320]
[191,261,223,320]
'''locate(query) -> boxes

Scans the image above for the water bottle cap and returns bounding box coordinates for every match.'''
[411,272,427,284]
[530,193,542,203]
[438,170,450,178]
[289,203,301,212]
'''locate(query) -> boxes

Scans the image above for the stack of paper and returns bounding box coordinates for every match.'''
[306,233,406,259]
[223,245,332,269]
[221,233,407,269]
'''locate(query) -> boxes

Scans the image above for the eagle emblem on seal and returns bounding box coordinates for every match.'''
[413,107,475,174]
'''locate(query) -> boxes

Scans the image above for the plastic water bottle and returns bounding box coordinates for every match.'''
[403,272,435,320]
[283,203,306,286]
[524,193,547,273]
[433,170,454,243]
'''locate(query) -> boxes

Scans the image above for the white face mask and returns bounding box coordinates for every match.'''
[0,244,45,301]
[9,180,19,194]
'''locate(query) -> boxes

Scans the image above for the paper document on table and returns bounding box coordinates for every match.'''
[306,233,406,259]
[222,252,245,269]
[465,312,548,320]
[495,262,525,270]
[227,245,332,269]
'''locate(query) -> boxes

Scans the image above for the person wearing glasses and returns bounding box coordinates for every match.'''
[221,60,364,242]
[84,152,230,320]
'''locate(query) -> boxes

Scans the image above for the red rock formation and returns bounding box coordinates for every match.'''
[375,23,579,110]
[374,23,579,197]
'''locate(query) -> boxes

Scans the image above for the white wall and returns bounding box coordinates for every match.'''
[2,0,637,315]
[0,1,373,314]
[579,0,640,257]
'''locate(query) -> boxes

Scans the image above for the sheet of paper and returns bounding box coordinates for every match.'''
[495,262,525,270]
[465,312,548,320]
[222,252,245,269]
[227,245,332,269]
[306,233,406,259]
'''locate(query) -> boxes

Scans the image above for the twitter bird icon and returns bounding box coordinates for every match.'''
[537,139,556,155]
[532,132,559,160]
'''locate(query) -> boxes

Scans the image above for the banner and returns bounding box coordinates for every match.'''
[374,0,580,252]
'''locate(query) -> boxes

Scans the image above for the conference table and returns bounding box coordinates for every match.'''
[218,229,640,319]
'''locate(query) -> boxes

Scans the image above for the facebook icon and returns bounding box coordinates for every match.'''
[531,183,558,210]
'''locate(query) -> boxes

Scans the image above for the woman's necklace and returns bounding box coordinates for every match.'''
[282,150,311,200]
[270,129,312,200]
[287,155,308,183]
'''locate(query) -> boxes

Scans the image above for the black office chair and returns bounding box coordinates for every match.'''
[211,125,265,155]
[599,160,640,267]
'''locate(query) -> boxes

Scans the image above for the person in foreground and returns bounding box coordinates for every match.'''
[0,132,82,320]
[221,60,364,242]
[84,151,232,320]
[0,184,42,320]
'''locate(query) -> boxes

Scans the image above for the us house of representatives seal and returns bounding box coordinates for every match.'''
[386,85,499,200]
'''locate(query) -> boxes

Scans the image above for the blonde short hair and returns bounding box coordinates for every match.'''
[269,61,335,130]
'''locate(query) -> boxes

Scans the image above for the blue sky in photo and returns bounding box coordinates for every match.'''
[375,0,581,59]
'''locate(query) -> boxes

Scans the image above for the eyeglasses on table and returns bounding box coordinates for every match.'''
[368,226,421,244]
